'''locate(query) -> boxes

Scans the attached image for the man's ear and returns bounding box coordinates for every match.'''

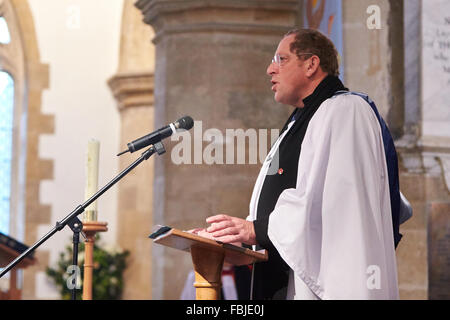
[306,56,321,77]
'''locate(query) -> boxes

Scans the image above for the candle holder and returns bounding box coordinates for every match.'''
[82,219,108,300]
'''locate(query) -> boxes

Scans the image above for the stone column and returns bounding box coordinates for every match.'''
[395,0,450,300]
[135,0,299,299]
[108,72,154,300]
[108,0,155,299]
[342,0,394,125]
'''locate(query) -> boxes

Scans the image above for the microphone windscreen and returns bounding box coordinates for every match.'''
[178,116,194,130]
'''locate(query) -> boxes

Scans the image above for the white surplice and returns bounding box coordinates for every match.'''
[247,94,399,300]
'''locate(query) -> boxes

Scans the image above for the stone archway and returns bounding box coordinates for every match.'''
[5,0,52,299]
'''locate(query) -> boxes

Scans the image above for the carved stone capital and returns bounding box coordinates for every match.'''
[108,71,154,110]
[135,0,300,42]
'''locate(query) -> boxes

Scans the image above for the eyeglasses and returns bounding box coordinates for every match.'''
[271,52,315,67]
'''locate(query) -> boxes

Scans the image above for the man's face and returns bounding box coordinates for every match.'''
[266,35,309,107]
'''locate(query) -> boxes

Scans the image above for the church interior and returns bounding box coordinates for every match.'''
[0,0,448,300]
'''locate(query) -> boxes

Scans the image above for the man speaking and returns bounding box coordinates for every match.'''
[194,28,401,300]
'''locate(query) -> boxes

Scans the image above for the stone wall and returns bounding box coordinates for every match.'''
[136,0,299,299]
[396,0,450,300]
[23,0,123,299]
[108,0,156,299]
[9,0,52,299]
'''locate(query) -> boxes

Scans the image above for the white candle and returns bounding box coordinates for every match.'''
[84,139,100,221]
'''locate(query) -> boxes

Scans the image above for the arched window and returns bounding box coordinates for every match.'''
[0,16,10,44]
[0,0,50,298]
[0,70,14,235]
[0,0,27,240]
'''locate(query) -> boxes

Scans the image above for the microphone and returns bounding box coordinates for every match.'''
[117,116,194,156]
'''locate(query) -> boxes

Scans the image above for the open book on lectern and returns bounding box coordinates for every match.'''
[149,225,268,266]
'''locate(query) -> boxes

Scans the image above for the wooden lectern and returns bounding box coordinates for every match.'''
[150,227,268,300]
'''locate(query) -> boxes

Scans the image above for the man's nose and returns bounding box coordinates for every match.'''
[266,62,277,76]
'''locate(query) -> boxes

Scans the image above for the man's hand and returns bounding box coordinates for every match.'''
[187,228,216,241]
[205,214,257,246]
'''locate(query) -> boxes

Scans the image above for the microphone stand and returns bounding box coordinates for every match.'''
[0,141,166,300]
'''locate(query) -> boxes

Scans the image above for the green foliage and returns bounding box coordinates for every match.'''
[46,235,129,300]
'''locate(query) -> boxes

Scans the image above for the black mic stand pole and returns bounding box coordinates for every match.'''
[68,217,82,300]
[0,142,166,300]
